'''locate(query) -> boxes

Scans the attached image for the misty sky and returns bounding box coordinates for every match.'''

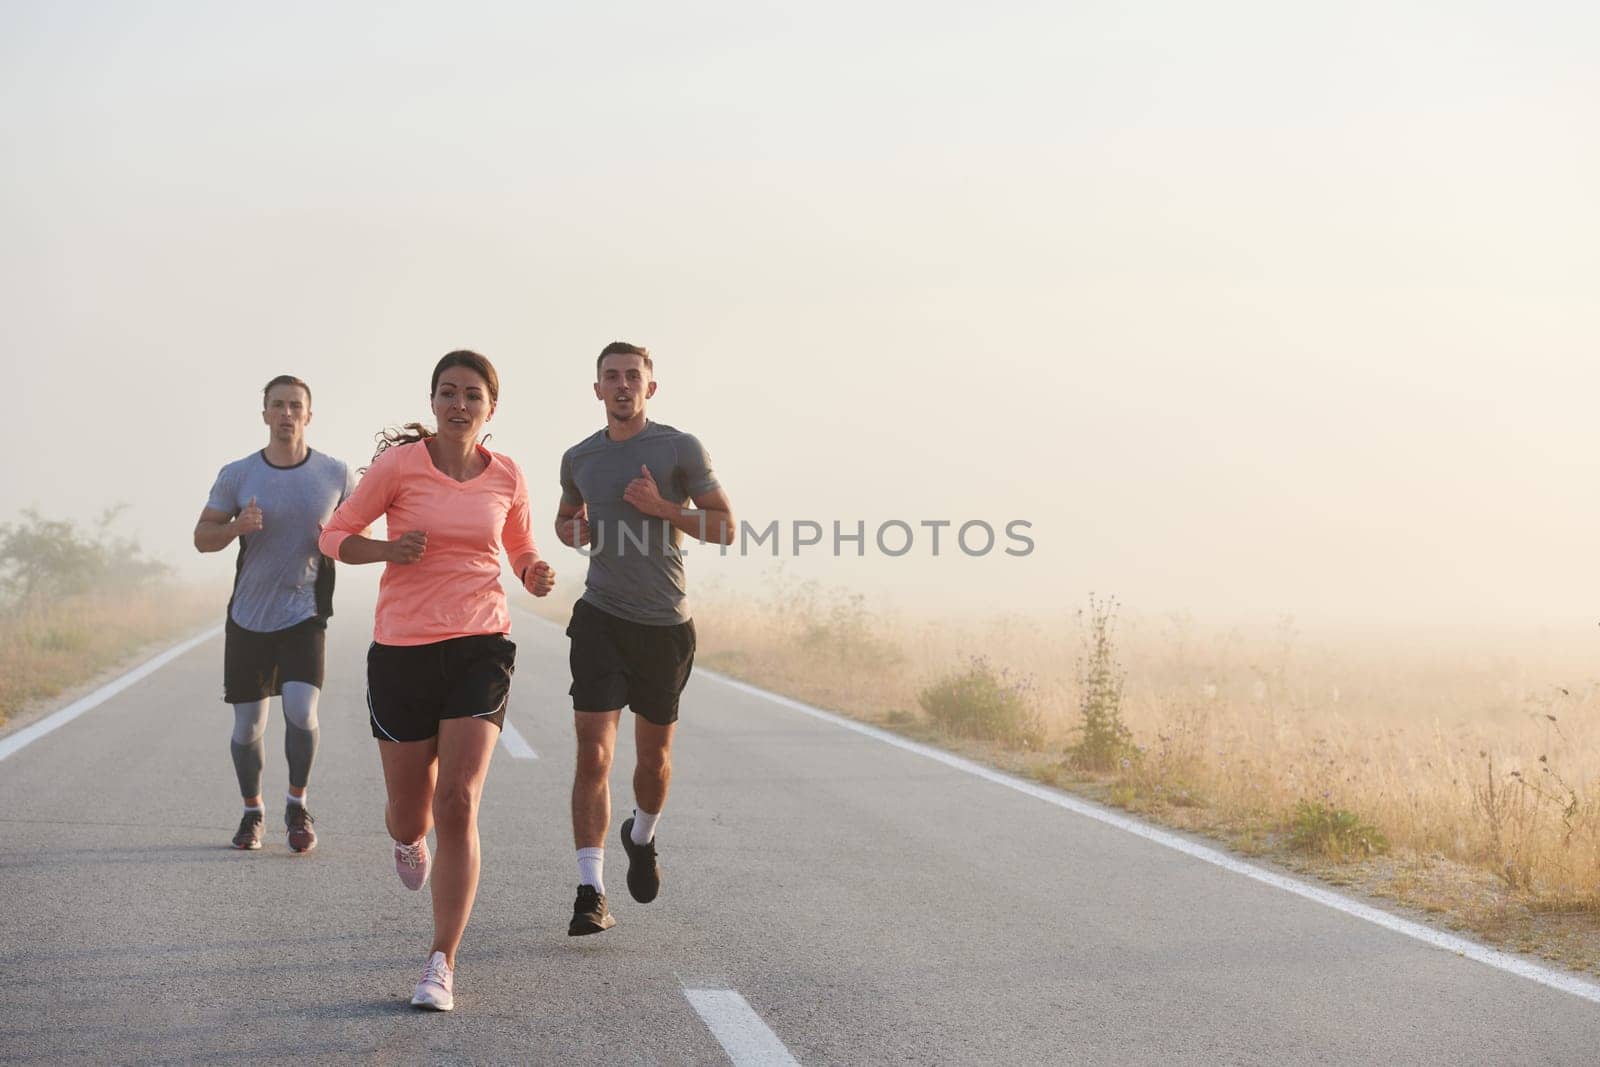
[3,2,1596,625]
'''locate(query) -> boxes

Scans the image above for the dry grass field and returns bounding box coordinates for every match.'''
[685,573,1600,970]
[0,585,219,729]
[0,507,221,730]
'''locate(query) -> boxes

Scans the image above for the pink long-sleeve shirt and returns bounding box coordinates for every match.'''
[318,441,538,646]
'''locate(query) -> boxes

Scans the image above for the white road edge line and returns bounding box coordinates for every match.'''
[0,625,224,764]
[683,987,800,1066]
[700,668,1600,1006]
[499,721,538,759]
[517,604,1600,1001]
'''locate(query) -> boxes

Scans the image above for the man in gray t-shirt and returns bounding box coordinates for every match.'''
[554,341,736,936]
[558,421,719,626]
[194,375,355,854]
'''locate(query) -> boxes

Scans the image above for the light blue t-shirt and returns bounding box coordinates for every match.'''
[206,449,356,633]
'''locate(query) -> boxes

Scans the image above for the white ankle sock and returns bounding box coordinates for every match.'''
[243,803,264,814]
[631,809,660,845]
[287,792,307,807]
[577,847,605,894]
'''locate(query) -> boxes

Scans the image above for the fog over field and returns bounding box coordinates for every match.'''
[4,2,1597,626]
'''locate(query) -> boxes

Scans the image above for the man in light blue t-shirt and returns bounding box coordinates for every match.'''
[554,341,736,935]
[194,375,355,854]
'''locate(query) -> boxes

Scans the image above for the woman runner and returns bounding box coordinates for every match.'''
[319,350,554,1012]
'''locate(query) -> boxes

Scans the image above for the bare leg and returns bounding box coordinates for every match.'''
[377,736,438,845]
[633,717,676,815]
[572,711,621,849]
[427,717,499,967]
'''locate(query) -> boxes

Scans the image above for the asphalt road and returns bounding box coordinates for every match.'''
[3,589,1599,1065]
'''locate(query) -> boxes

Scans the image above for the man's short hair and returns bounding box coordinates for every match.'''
[263,374,311,407]
[596,342,652,377]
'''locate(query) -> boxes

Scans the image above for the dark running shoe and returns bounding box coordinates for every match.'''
[568,885,616,936]
[232,810,264,850]
[619,817,661,903]
[285,803,317,853]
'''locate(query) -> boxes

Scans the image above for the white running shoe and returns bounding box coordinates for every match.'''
[394,837,431,890]
[410,951,453,1012]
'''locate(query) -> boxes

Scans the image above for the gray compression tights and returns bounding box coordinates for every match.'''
[229,681,321,799]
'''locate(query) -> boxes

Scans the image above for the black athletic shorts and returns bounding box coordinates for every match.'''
[222,615,327,704]
[567,598,695,726]
[366,634,516,743]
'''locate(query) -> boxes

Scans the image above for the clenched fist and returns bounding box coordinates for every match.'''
[235,497,264,536]
[522,559,556,597]
[622,465,667,518]
[557,507,592,548]
[389,530,428,564]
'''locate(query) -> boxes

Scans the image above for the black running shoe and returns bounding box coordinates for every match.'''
[285,803,317,853]
[619,816,661,903]
[568,885,616,936]
[232,810,264,850]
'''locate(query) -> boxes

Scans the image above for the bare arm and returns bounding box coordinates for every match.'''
[671,486,736,546]
[621,468,736,546]
[193,501,261,553]
[554,498,591,547]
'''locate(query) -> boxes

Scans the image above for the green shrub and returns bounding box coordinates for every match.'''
[1068,594,1136,771]
[917,655,1042,746]
[0,506,168,605]
[1289,800,1390,861]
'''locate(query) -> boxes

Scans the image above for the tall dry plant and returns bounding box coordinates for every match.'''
[1069,594,1134,771]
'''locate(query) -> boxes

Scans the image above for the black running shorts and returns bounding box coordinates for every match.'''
[223,615,327,704]
[366,634,516,743]
[567,598,695,726]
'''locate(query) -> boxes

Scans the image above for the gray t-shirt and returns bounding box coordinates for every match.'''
[560,421,720,626]
[206,449,356,633]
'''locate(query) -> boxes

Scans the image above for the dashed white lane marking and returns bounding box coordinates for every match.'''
[499,721,538,759]
[683,987,799,1066]
[0,625,223,764]
[700,669,1600,1007]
